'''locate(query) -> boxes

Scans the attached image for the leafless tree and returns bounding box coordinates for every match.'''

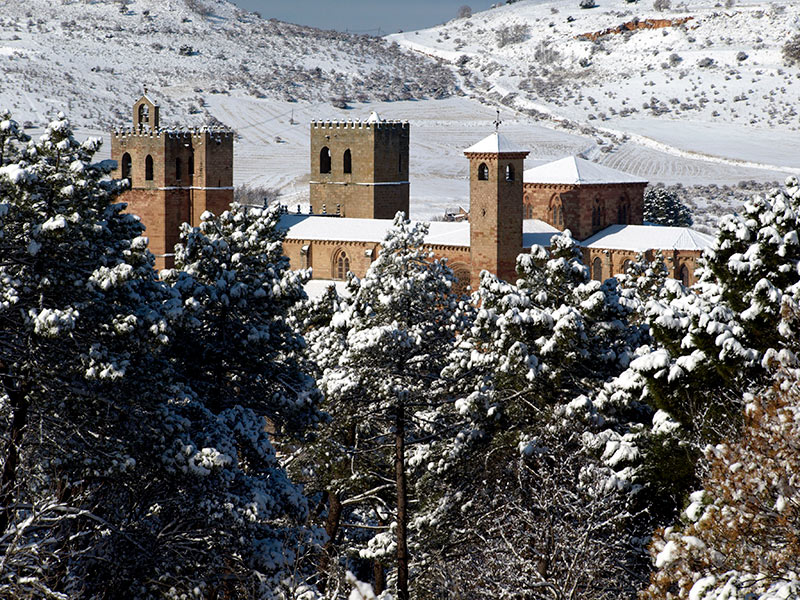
[457,5,473,18]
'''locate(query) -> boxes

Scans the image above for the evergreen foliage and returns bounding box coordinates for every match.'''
[413,232,651,597]
[642,374,800,600]
[292,214,467,598]
[0,114,320,598]
[643,187,693,227]
[594,176,800,513]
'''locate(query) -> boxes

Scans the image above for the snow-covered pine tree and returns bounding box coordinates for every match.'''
[0,113,174,597]
[163,203,320,431]
[296,214,466,599]
[590,176,800,515]
[0,115,321,599]
[642,373,800,600]
[643,187,693,226]
[414,231,650,597]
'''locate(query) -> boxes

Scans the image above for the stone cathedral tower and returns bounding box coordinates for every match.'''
[110,93,233,269]
[464,131,529,284]
[309,112,409,219]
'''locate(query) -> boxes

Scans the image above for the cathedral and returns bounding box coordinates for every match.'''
[111,95,712,287]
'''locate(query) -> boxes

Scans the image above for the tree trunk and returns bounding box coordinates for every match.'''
[373,560,386,594]
[395,401,409,600]
[0,379,29,533]
[318,490,343,591]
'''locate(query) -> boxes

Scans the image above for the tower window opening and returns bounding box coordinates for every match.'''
[121,152,132,181]
[145,155,154,181]
[137,103,149,127]
[478,163,489,181]
[320,146,332,174]
[343,149,352,174]
[504,163,514,182]
[188,152,194,176]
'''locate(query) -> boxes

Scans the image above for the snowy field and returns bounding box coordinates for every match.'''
[5,0,797,224]
[86,91,792,222]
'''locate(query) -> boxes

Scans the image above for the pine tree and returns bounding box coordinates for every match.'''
[0,115,320,598]
[643,187,693,226]
[594,176,800,515]
[414,232,651,597]
[294,214,466,598]
[642,374,800,600]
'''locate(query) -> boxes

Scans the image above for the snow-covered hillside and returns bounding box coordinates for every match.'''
[2,0,798,228]
[0,0,456,130]
[389,0,800,172]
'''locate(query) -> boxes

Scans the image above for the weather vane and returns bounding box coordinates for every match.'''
[494,109,502,132]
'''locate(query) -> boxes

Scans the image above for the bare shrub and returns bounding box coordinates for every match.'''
[653,0,671,10]
[495,23,530,47]
[234,185,279,207]
[783,33,800,66]
[457,5,472,18]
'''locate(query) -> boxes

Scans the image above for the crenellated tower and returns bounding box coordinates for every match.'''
[110,93,233,269]
[309,112,409,219]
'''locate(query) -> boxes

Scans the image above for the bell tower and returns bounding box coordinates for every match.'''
[464,125,528,285]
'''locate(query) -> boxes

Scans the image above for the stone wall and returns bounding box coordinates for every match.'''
[582,247,703,286]
[309,120,409,219]
[523,182,646,241]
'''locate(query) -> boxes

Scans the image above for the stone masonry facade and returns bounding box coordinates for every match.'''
[309,119,409,219]
[111,95,233,269]
[523,182,647,240]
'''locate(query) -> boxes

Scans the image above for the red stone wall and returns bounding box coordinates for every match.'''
[282,238,473,290]
[309,121,409,219]
[467,152,526,284]
[523,182,646,241]
[582,247,703,286]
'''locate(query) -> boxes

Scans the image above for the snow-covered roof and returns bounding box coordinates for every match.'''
[366,111,382,123]
[138,92,159,107]
[523,219,560,248]
[279,215,558,249]
[279,214,471,247]
[580,224,715,251]
[523,156,648,185]
[464,132,528,155]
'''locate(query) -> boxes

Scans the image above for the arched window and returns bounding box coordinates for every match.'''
[188,152,194,176]
[680,264,690,287]
[343,149,352,174]
[138,103,149,126]
[617,199,630,224]
[145,155,154,181]
[504,163,515,182]
[175,156,182,181]
[451,264,471,295]
[478,163,489,181]
[320,147,331,174]
[121,152,132,180]
[334,250,350,280]
[592,257,603,282]
[592,198,604,229]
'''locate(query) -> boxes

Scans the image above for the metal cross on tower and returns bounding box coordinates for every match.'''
[494,109,502,132]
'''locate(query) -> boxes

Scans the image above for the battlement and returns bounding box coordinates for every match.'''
[310,119,409,130]
[112,127,233,141]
